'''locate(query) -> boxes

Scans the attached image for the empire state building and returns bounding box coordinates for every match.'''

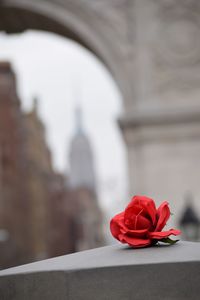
[68,107,105,250]
[69,107,96,194]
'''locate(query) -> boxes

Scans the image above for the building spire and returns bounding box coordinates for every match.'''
[75,105,84,134]
[32,96,39,113]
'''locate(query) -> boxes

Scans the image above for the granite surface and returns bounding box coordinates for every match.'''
[0,241,200,299]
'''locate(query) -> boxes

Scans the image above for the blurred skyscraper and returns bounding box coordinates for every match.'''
[68,107,104,250]
[69,107,96,191]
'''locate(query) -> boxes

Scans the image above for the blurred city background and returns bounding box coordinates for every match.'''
[1,0,200,269]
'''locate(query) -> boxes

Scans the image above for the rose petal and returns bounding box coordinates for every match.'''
[124,204,144,220]
[126,195,157,226]
[111,212,149,238]
[124,206,152,230]
[149,228,181,240]
[120,234,151,248]
[110,212,124,241]
[155,201,170,231]
[124,204,143,227]
[121,228,149,238]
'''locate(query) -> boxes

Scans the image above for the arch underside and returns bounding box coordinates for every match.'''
[0,6,95,59]
[0,1,133,111]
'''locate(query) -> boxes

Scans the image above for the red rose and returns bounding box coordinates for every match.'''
[110,195,181,248]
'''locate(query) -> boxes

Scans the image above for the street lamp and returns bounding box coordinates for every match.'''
[179,198,200,241]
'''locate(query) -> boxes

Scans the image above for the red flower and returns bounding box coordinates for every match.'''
[110,195,181,248]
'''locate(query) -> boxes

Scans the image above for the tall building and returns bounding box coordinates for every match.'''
[69,107,96,192]
[23,98,53,259]
[69,107,104,250]
[0,62,32,268]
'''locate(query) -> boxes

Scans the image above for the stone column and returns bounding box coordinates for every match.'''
[119,0,200,226]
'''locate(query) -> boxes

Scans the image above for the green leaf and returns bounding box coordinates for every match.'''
[160,237,179,245]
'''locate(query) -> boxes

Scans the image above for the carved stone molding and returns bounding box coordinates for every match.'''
[150,0,200,96]
[155,3,200,67]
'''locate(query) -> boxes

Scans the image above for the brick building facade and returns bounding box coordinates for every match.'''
[0,62,104,269]
[0,62,32,268]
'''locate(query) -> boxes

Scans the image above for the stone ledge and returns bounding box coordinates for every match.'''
[119,108,200,129]
[0,241,200,300]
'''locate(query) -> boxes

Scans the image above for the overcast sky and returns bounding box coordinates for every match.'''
[0,30,128,216]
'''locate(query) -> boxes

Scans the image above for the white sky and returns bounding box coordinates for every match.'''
[0,30,128,218]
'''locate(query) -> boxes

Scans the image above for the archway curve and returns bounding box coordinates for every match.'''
[0,0,131,108]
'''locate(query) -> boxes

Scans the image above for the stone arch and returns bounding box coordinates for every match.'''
[0,0,132,110]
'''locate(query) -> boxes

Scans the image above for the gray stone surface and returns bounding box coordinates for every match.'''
[0,241,200,299]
